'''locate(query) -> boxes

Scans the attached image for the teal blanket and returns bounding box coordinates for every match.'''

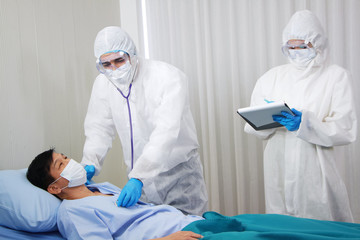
[182,212,360,239]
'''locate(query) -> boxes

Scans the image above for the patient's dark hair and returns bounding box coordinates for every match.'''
[27,148,55,191]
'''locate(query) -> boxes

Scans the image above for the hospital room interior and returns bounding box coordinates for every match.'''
[1,0,360,239]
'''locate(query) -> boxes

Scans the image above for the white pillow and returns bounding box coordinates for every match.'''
[0,169,61,232]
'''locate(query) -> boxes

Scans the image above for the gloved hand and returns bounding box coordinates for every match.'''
[272,108,302,131]
[117,178,143,208]
[84,165,95,185]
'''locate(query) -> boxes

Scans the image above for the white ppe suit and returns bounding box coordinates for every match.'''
[245,10,357,222]
[82,26,208,215]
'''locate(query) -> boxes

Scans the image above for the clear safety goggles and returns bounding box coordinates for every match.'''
[96,50,130,74]
[281,42,311,57]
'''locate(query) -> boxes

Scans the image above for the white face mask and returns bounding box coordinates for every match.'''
[288,48,317,68]
[105,61,132,85]
[50,159,87,189]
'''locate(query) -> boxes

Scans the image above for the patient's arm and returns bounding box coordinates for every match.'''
[151,231,203,240]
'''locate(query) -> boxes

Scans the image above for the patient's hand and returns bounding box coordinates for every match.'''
[151,231,203,240]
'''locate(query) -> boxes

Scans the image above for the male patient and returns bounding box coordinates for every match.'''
[27,149,360,240]
[26,148,203,240]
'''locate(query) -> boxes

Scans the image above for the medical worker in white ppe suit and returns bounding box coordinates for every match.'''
[245,10,357,222]
[81,26,208,215]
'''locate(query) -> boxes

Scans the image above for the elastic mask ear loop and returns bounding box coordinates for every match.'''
[49,176,62,186]
[49,176,68,190]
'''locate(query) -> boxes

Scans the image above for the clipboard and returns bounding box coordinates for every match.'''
[237,101,294,130]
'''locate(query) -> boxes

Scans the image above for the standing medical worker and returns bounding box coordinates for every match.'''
[81,26,208,215]
[245,10,357,222]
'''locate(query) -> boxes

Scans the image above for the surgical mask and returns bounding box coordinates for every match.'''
[105,61,132,84]
[288,48,317,68]
[49,159,87,189]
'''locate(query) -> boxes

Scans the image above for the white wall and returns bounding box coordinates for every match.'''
[0,0,133,188]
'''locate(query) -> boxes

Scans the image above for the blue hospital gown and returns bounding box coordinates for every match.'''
[56,182,203,240]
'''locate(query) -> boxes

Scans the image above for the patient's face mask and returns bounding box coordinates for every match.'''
[49,159,87,189]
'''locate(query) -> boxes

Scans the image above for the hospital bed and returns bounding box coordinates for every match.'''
[1,168,360,240]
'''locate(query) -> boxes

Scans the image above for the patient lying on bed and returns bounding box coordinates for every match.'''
[26,148,203,240]
[26,148,360,240]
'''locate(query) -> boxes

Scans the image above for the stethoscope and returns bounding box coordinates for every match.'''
[107,60,138,170]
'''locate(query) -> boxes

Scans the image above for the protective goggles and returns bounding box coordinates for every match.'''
[281,42,311,57]
[96,50,130,74]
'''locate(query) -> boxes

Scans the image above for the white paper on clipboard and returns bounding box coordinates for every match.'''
[237,101,294,130]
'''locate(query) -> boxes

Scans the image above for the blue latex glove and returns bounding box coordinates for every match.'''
[117,178,143,208]
[84,165,95,185]
[272,108,302,131]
